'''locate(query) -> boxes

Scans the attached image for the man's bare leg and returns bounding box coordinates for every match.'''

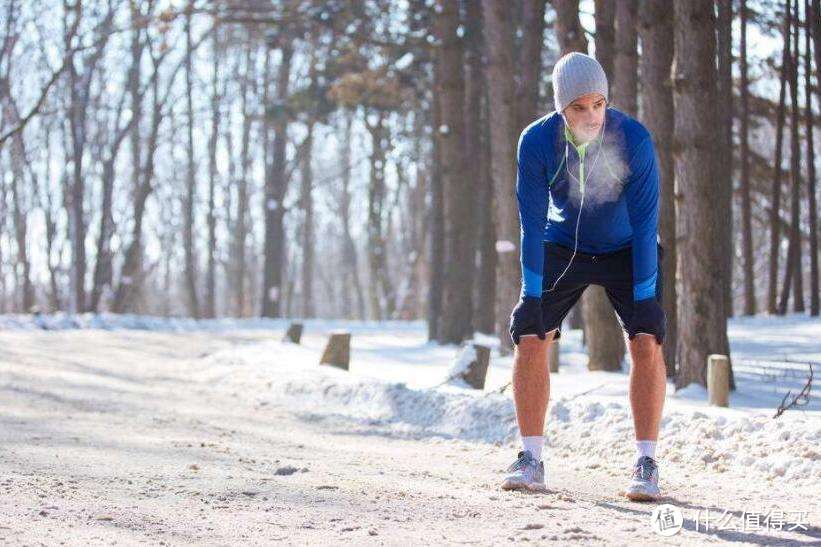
[628,333,666,442]
[625,333,666,499]
[501,330,558,491]
[512,330,558,437]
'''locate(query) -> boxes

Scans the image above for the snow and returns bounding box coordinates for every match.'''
[495,240,516,253]
[1,311,819,486]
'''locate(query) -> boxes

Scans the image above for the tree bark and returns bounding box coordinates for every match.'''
[436,0,473,343]
[516,0,546,129]
[300,123,315,318]
[717,0,736,318]
[778,0,804,314]
[466,2,496,335]
[552,0,589,55]
[482,0,521,352]
[671,0,732,389]
[768,0,792,314]
[261,43,292,318]
[205,30,222,319]
[638,0,676,377]
[613,0,638,114]
[594,0,615,82]
[806,0,819,315]
[738,0,756,315]
[183,12,201,318]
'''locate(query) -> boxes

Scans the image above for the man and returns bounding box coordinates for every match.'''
[502,52,667,501]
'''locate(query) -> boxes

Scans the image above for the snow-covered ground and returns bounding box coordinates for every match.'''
[0,313,818,544]
[2,312,819,487]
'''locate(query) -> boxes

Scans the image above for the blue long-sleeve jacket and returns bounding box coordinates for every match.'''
[517,107,660,301]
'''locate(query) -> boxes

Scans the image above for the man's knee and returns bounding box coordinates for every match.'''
[629,334,663,367]
[515,329,559,355]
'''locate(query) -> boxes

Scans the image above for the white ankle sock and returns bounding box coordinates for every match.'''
[522,436,545,462]
[635,440,657,462]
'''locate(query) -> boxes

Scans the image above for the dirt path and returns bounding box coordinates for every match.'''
[0,330,817,545]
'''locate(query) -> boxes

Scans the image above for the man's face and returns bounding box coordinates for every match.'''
[563,93,607,143]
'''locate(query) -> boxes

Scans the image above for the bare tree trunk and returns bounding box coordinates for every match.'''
[613,0,638,114]
[806,0,819,316]
[62,1,115,314]
[594,0,615,82]
[365,112,396,320]
[428,59,445,337]
[300,123,315,318]
[436,0,473,343]
[205,30,222,319]
[779,0,805,314]
[232,45,253,317]
[261,43,292,318]
[338,111,366,320]
[672,0,731,389]
[183,12,201,318]
[716,0,735,318]
[112,58,163,313]
[553,0,588,55]
[466,2,495,334]
[769,0,792,314]
[0,80,34,312]
[638,0,676,376]
[516,0,546,129]
[738,0,756,316]
[482,0,521,352]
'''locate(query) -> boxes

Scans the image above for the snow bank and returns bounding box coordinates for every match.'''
[273,365,820,486]
[0,312,424,334]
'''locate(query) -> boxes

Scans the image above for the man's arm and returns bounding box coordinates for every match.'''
[516,128,550,298]
[625,135,660,301]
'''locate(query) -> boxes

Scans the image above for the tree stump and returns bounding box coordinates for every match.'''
[320,331,351,370]
[450,344,491,389]
[283,322,303,344]
[548,339,559,373]
[707,354,730,407]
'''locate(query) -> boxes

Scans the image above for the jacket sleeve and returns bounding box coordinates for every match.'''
[625,135,661,301]
[516,128,549,298]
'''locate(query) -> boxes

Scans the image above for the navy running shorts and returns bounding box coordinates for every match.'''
[521,241,665,341]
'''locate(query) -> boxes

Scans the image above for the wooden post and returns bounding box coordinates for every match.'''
[320,331,351,371]
[548,340,559,373]
[460,344,491,389]
[283,322,303,344]
[707,354,729,407]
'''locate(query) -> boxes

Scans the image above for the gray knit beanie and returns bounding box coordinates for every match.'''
[551,52,609,113]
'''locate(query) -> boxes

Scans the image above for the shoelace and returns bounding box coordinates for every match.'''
[507,451,536,473]
[633,457,657,481]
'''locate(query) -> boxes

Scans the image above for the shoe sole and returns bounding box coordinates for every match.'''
[501,479,547,493]
[625,488,660,501]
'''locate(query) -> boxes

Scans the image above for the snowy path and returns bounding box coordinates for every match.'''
[0,329,818,545]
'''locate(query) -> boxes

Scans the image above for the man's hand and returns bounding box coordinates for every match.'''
[628,298,665,345]
[509,296,546,345]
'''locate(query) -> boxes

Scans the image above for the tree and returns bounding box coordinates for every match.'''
[638,0,676,376]
[778,0,804,314]
[738,0,756,315]
[183,9,202,319]
[436,0,473,343]
[671,0,731,389]
[768,0,792,314]
[594,0,615,82]
[805,0,819,315]
[717,0,736,318]
[482,0,520,350]
[553,0,588,55]
[261,38,293,318]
